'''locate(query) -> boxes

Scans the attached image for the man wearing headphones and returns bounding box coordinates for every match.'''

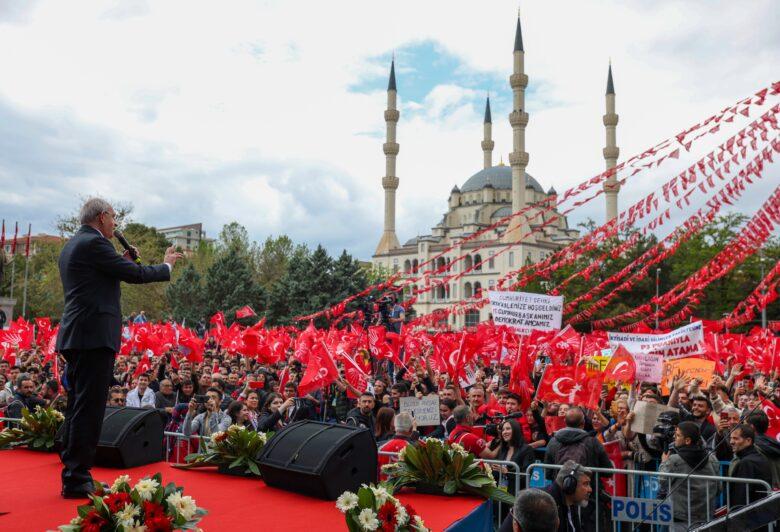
[545,460,592,532]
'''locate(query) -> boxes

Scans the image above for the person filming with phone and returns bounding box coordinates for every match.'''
[183,388,231,438]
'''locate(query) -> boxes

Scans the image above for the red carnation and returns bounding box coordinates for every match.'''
[143,501,166,520]
[104,492,132,513]
[377,501,397,530]
[145,516,174,532]
[81,510,108,532]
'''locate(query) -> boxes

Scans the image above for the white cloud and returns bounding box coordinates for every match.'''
[0,0,777,257]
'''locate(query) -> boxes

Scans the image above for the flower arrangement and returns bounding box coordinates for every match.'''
[382,438,515,505]
[57,472,207,532]
[180,424,272,476]
[336,483,430,532]
[0,405,64,451]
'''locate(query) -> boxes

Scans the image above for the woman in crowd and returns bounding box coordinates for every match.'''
[175,380,195,407]
[0,373,12,408]
[490,419,535,494]
[257,392,295,432]
[374,407,395,443]
[243,390,262,430]
[226,400,252,429]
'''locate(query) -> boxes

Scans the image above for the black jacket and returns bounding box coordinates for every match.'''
[543,427,613,480]
[345,407,375,430]
[729,445,772,508]
[5,391,47,420]
[496,481,573,532]
[56,225,170,353]
[257,410,283,432]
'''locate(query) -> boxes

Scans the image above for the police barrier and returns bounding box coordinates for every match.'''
[526,462,774,532]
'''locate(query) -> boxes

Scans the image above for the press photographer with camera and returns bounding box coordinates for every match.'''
[658,421,720,530]
[182,388,231,437]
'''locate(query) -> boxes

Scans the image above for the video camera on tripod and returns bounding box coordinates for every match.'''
[357,294,395,330]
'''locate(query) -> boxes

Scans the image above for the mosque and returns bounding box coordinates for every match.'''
[371,13,621,328]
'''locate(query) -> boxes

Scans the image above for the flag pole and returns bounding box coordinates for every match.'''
[22,224,31,317]
[9,257,15,299]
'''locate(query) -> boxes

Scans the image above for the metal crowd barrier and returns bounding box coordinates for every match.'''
[526,462,774,532]
[163,431,210,463]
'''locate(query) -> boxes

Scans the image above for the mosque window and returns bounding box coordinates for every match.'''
[509,252,514,267]
[488,251,495,269]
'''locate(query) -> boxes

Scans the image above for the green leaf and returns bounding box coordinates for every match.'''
[443,480,457,495]
[357,486,375,509]
[247,461,261,476]
[77,504,92,519]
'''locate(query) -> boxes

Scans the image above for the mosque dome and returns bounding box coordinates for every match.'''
[461,165,544,193]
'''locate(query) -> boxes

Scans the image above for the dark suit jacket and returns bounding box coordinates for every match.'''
[56,225,170,353]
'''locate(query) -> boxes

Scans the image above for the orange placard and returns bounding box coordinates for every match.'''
[660,357,716,395]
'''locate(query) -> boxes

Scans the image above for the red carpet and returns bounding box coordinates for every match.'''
[0,449,484,531]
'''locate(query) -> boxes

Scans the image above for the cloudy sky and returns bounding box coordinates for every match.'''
[1,0,778,258]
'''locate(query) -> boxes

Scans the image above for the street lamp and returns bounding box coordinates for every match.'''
[655,268,661,331]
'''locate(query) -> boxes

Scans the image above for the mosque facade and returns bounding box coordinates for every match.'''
[371,13,620,328]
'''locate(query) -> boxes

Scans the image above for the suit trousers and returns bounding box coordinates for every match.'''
[60,348,115,488]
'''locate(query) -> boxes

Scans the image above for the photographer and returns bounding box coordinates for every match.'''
[182,388,231,437]
[658,421,720,530]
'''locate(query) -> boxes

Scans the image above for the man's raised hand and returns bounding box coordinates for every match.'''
[164,246,184,268]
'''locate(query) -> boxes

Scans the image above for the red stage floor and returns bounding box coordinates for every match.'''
[0,449,484,531]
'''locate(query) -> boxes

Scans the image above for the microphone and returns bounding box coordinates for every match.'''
[114,230,141,264]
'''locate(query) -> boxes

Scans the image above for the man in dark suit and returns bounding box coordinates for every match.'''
[56,198,182,498]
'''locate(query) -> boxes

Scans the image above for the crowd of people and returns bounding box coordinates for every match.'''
[2,318,780,531]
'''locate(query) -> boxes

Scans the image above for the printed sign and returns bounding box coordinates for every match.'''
[612,497,672,525]
[607,322,705,360]
[629,401,678,435]
[398,395,440,426]
[633,352,664,383]
[488,291,563,336]
[660,357,716,395]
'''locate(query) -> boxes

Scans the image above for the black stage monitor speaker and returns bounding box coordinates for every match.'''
[56,407,164,468]
[258,420,378,500]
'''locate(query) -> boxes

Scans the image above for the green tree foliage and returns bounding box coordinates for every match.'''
[255,235,295,289]
[55,198,134,237]
[202,245,265,324]
[119,223,173,320]
[166,263,206,325]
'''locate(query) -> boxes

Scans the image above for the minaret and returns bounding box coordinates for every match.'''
[505,13,532,243]
[482,95,494,169]
[603,62,620,221]
[375,59,401,255]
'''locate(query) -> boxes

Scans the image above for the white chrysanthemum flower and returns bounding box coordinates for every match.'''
[115,504,140,527]
[394,501,408,525]
[111,474,132,492]
[53,410,65,421]
[257,432,267,444]
[69,516,82,526]
[134,478,159,501]
[124,522,147,532]
[449,442,465,453]
[211,431,225,440]
[413,514,427,530]
[166,491,198,521]
[370,485,390,506]
[357,509,379,531]
[335,491,359,513]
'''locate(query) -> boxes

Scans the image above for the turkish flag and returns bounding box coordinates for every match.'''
[134,353,152,378]
[603,345,636,383]
[235,305,256,319]
[209,312,225,326]
[573,368,604,410]
[602,440,627,497]
[535,365,576,403]
[298,349,337,396]
[761,399,780,440]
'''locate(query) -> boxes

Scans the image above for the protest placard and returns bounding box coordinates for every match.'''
[607,322,705,360]
[633,352,664,383]
[398,395,440,426]
[660,358,716,395]
[488,291,563,336]
[630,401,678,435]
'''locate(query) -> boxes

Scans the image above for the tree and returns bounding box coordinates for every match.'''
[266,246,311,326]
[218,222,251,255]
[331,250,368,301]
[255,235,295,289]
[203,246,265,323]
[119,223,173,320]
[166,263,206,325]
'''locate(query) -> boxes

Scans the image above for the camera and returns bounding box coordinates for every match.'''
[193,394,208,404]
[358,295,394,329]
[652,410,681,453]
